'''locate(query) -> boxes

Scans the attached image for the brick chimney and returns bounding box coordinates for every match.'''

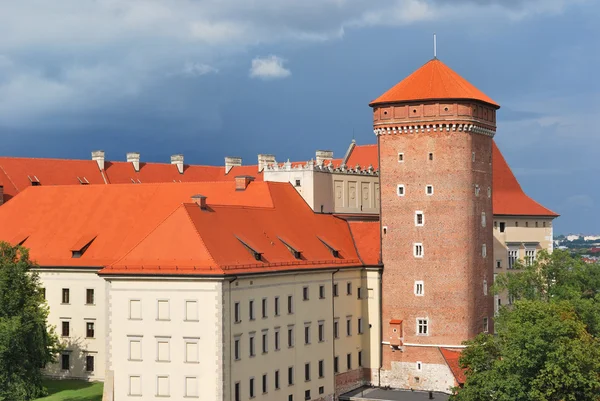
[92,150,105,170]
[191,194,207,210]
[258,154,276,173]
[235,176,254,191]
[127,152,140,172]
[225,157,242,175]
[171,154,184,174]
[316,150,333,166]
[0,185,4,206]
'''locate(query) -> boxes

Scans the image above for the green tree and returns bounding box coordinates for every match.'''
[452,251,600,401]
[0,242,60,401]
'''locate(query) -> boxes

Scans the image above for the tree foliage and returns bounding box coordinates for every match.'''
[452,250,600,401]
[0,242,60,401]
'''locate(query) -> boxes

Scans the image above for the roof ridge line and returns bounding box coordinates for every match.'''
[181,204,220,268]
[0,164,19,192]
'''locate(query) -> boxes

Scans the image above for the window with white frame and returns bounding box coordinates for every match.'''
[185,338,199,363]
[304,323,311,345]
[157,300,169,321]
[414,243,423,258]
[482,212,486,227]
[129,337,142,361]
[397,185,405,196]
[414,281,424,296]
[417,318,428,335]
[129,375,142,396]
[275,328,281,351]
[398,153,404,163]
[185,300,198,321]
[129,299,142,320]
[426,185,434,195]
[234,302,241,323]
[249,332,256,357]
[358,318,363,334]
[156,375,169,397]
[415,211,424,226]
[416,361,422,371]
[346,316,352,336]
[508,248,519,269]
[185,376,198,398]
[482,244,487,258]
[156,337,170,362]
[234,336,241,361]
[525,248,536,266]
[262,329,268,353]
[249,300,255,320]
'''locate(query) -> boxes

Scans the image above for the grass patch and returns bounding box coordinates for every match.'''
[34,379,103,401]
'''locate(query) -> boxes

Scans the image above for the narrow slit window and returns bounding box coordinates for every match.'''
[397,185,405,197]
[398,153,404,162]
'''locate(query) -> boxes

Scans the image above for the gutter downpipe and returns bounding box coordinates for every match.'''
[332,268,340,400]
[228,276,238,401]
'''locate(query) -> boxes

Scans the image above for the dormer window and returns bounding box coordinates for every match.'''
[77,177,90,185]
[318,237,339,258]
[70,235,97,258]
[279,237,302,260]
[236,237,263,261]
[28,175,41,186]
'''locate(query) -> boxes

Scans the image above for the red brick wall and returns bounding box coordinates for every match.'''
[335,368,371,396]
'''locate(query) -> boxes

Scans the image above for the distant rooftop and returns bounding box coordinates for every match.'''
[341,386,450,401]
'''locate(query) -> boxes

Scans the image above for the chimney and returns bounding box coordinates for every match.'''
[225,157,242,175]
[235,176,255,191]
[0,185,4,206]
[171,154,184,174]
[316,150,334,166]
[258,154,276,173]
[127,152,140,172]
[91,150,105,170]
[191,194,207,210]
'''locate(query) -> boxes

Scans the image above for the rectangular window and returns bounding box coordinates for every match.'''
[358,287,363,299]
[275,328,281,351]
[129,299,141,320]
[499,222,506,232]
[288,366,294,385]
[234,337,241,361]
[347,353,352,370]
[235,382,240,401]
[482,244,487,258]
[157,339,169,362]
[496,260,502,269]
[275,296,280,316]
[262,330,268,354]
[525,249,536,266]
[305,390,311,400]
[85,355,94,372]
[249,300,255,320]
[304,324,311,345]
[156,376,169,397]
[319,285,325,299]
[397,184,405,196]
[426,185,433,195]
[61,353,70,370]
[358,318,363,334]
[129,376,142,396]
[86,322,95,338]
[358,350,363,367]
[129,339,142,361]
[319,386,324,395]
[288,325,294,348]
[508,249,518,269]
[62,288,70,304]
[86,289,94,305]
[414,243,423,257]
[483,317,489,333]
[333,283,339,297]
[305,362,310,381]
[249,333,256,357]
[262,374,268,394]
[415,281,424,296]
[303,286,309,301]
[346,317,352,336]
[234,302,241,323]
[185,300,198,321]
[318,321,325,342]
[334,356,339,373]
[185,340,199,363]
[334,319,339,339]
[262,298,268,318]
[318,360,324,378]
[482,212,486,227]
[287,295,293,314]
[398,153,404,162]
[157,300,169,321]
[428,152,434,161]
[415,211,424,226]
[417,361,422,371]
[275,370,280,390]
[417,319,428,335]
[346,282,352,295]
[249,378,255,398]
[185,377,198,398]
[61,321,69,337]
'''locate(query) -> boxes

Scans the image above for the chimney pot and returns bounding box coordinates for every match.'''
[225,157,242,175]
[191,194,208,210]
[257,154,276,173]
[316,150,334,166]
[235,175,255,191]
[127,152,141,172]
[91,150,105,171]
[171,154,184,174]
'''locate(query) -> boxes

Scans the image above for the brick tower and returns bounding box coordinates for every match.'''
[371,59,498,392]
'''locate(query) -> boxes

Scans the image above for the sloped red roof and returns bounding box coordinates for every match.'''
[492,142,558,217]
[370,59,499,108]
[348,221,381,265]
[345,144,378,170]
[439,348,466,385]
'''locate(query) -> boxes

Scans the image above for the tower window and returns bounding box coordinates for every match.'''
[481,212,486,228]
[397,185,405,196]
[382,226,388,235]
[475,185,480,197]
[483,280,488,296]
[472,152,475,162]
[417,319,428,335]
[487,187,491,198]
[414,243,423,258]
[428,153,433,161]
[499,222,506,233]
[415,211,424,226]
[426,185,433,196]
[414,281,424,296]
[482,244,487,258]
[398,153,404,163]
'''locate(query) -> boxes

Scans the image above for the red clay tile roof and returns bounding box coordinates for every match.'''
[370,59,499,108]
[345,144,379,170]
[348,221,381,265]
[439,348,466,385]
[492,142,558,217]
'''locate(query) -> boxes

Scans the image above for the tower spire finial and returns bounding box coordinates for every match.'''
[433,33,437,59]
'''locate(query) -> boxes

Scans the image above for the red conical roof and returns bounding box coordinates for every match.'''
[370,59,499,108]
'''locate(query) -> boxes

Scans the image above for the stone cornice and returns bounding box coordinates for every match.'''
[373,123,496,138]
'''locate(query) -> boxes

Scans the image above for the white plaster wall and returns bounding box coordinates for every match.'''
[107,278,223,401]
[378,360,455,394]
[38,268,106,381]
